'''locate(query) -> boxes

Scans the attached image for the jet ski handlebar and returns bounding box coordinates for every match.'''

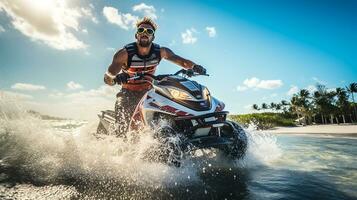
[128,69,209,82]
[174,69,209,77]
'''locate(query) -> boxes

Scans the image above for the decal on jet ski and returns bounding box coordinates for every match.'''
[149,102,192,116]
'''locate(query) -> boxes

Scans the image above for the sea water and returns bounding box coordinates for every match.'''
[0,100,356,199]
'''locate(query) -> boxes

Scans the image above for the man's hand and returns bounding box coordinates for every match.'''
[192,65,207,75]
[104,73,116,86]
[114,73,129,85]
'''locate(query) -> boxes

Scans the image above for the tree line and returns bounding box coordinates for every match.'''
[252,83,357,125]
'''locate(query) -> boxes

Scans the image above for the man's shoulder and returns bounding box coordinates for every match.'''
[114,48,128,60]
[160,46,174,57]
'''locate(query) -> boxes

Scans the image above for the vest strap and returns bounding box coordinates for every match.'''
[124,42,137,67]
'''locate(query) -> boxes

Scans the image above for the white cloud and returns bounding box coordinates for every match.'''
[132,3,157,19]
[49,91,64,98]
[243,77,260,88]
[287,85,299,96]
[0,25,5,33]
[82,28,88,33]
[0,0,94,50]
[205,26,216,37]
[1,85,121,120]
[257,79,283,89]
[65,85,117,100]
[237,77,283,91]
[103,6,138,30]
[0,90,33,100]
[80,7,98,24]
[67,81,83,90]
[103,4,158,31]
[237,86,248,91]
[51,84,117,102]
[11,83,46,91]
[181,28,197,44]
[29,85,119,120]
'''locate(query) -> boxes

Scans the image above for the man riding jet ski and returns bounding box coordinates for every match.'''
[103,17,206,136]
[100,17,247,166]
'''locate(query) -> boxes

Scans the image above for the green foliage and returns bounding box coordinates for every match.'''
[250,82,357,125]
[229,112,296,130]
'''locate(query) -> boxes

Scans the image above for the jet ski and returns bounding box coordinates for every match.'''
[97,69,247,166]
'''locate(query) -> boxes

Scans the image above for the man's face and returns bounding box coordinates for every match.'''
[136,24,155,47]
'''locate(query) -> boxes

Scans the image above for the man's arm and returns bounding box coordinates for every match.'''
[104,48,128,85]
[160,47,196,69]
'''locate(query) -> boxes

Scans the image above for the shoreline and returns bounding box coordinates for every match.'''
[260,124,357,137]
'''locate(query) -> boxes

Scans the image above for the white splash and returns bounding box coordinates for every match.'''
[0,97,283,199]
[0,99,199,189]
[236,123,282,167]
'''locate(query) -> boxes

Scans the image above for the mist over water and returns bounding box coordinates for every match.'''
[1,99,356,199]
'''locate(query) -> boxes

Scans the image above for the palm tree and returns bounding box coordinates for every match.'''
[281,100,289,106]
[261,103,268,111]
[299,89,313,124]
[280,100,290,113]
[290,94,307,124]
[270,102,277,112]
[252,104,260,111]
[346,83,357,121]
[313,90,325,124]
[313,84,336,124]
[289,89,313,124]
[335,87,350,123]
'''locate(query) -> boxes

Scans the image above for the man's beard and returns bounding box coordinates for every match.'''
[138,39,151,47]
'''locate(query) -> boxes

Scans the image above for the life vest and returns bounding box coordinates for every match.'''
[122,42,161,91]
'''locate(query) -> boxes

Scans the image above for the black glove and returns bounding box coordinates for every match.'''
[114,73,129,85]
[185,69,194,77]
[192,65,207,75]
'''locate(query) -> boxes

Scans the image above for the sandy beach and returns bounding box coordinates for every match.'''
[262,124,357,136]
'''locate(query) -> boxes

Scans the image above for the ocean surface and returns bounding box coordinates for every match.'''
[0,104,356,200]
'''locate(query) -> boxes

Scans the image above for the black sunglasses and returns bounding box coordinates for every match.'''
[137,27,155,35]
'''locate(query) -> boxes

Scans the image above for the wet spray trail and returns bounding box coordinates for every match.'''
[0,100,356,199]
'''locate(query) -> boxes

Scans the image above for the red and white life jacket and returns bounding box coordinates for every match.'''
[122,42,161,91]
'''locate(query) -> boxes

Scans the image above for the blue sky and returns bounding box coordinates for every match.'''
[0,0,356,119]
